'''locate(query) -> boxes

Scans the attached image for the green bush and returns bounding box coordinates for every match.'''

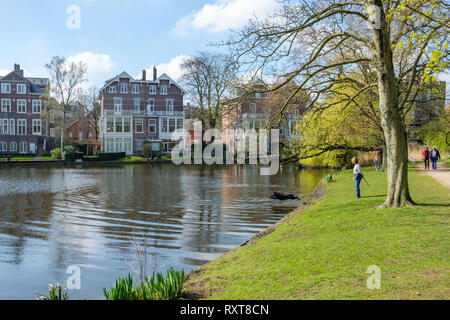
[103,267,185,300]
[64,146,75,160]
[50,148,62,160]
[36,283,69,300]
[323,174,335,183]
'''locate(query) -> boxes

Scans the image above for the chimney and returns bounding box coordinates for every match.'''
[153,66,157,81]
[142,70,147,81]
[14,64,24,77]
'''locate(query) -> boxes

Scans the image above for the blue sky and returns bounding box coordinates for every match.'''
[0,0,279,87]
[0,0,448,98]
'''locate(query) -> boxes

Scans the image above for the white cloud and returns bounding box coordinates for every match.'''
[174,0,280,35]
[141,55,191,82]
[67,52,115,89]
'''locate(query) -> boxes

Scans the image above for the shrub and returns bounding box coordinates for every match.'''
[63,146,75,160]
[50,148,62,160]
[97,152,126,161]
[323,174,335,183]
[103,267,185,300]
[36,283,69,300]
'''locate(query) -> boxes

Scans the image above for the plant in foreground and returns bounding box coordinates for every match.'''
[323,174,335,183]
[103,267,185,300]
[36,283,69,300]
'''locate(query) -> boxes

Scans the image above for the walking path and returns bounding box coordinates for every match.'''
[416,162,450,189]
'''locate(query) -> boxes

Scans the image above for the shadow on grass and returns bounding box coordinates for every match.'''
[416,203,450,207]
[363,195,387,198]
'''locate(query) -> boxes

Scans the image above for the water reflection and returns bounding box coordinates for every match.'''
[0,164,331,299]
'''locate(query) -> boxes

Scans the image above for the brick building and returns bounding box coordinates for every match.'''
[65,119,100,152]
[0,64,52,155]
[99,67,185,155]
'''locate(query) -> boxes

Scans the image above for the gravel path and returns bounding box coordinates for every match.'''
[416,161,450,190]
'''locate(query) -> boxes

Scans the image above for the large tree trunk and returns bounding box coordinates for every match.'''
[370,0,414,208]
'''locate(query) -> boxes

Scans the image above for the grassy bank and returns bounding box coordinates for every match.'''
[183,167,449,300]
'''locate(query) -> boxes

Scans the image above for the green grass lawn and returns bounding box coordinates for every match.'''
[183,167,449,300]
[117,156,147,162]
[0,156,53,161]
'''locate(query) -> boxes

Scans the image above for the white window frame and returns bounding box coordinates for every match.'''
[135,119,144,133]
[1,83,11,94]
[19,141,28,154]
[9,119,15,135]
[149,85,156,95]
[161,85,168,95]
[149,119,157,133]
[114,98,122,114]
[10,141,18,152]
[1,99,11,112]
[120,83,128,93]
[17,83,26,94]
[134,98,140,112]
[147,99,155,113]
[132,84,140,94]
[32,100,42,114]
[109,86,117,93]
[17,119,27,135]
[0,141,6,152]
[2,119,9,134]
[17,99,27,113]
[166,99,174,113]
[32,119,42,135]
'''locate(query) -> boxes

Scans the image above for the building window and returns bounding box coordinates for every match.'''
[0,141,6,152]
[177,119,184,130]
[169,119,176,133]
[147,99,155,113]
[136,140,143,152]
[10,141,18,152]
[78,131,83,140]
[250,103,257,114]
[9,119,15,135]
[293,108,299,116]
[290,121,298,135]
[109,86,117,93]
[161,118,168,133]
[32,100,42,114]
[135,119,143,133]
[17,84,26,94]
[149,85,156,95]
[166,99,174,113]
[114,98,122,113]
[17,119,27,135]
[2,119,8,134]
[106,117,114,133]
[123,118,131,133]
[132,84,139,94]
[33,119,42,135]
[120,83,128,93]
[149,119,157,133]
[115,117,123,133]
[19,141,28,154]
[134,98,140,112]
[255,92,262,98]
[17,99,27,113]
[161,85,167,95]
[1,99,11,112]
[106,138,114,152]
[124,138,132,154]
[1,83,11,93]
[115,138,123,152]
[69,132,73,138]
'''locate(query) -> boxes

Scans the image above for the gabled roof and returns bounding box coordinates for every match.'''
[0,71,48,94]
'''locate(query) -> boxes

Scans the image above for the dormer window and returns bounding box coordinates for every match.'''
[132,84,139,94]
[109,86,117,93]
[161,85,168,95]
[120,83,128,93]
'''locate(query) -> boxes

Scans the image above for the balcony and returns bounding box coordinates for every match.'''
[103,109,185,117]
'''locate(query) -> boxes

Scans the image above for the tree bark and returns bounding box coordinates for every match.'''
[371,0,414,208]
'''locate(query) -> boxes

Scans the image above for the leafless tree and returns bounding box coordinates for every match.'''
[226,0,449,208]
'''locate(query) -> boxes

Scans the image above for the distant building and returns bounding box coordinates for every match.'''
[99,67,186,155]
[0,64,53,155]
[222,81,308,144]
[65,119,100,151]
[407,81,446,141]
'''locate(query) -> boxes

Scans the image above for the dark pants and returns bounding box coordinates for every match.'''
[424,159,430,170]
[354,175,362,198]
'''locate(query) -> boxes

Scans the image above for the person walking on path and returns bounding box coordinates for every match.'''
[374,153,381,171]
[352,157,363,199]
[430,146,441,171]
[423,147,430,170]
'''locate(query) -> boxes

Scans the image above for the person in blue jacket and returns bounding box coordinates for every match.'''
[430,146,441,171]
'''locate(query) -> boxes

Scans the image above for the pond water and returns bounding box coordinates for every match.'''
[0,164,331,299]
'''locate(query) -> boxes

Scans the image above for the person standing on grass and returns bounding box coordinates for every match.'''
[430,146,441,171]
[423,147,430,170]
[374,153,381,171]
[352,157,363,199]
